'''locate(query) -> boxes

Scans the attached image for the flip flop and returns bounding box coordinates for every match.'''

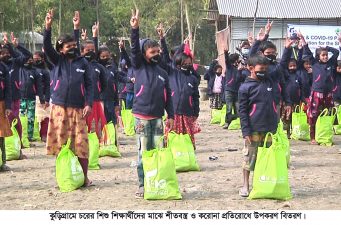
[135,187,144,199]
[83,180,95,187]
[239,189,249,197]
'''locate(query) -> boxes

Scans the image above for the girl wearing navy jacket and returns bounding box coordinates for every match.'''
[79,22,108,138]
[1,32,32,149]
[44,9,94,187]
[0,61,12,171]
[130,9,174,198]
[280,39,305,138]
[33,51,51,142]
[158,26,200,147]
[301,32,340,144]
[333,61,341,106]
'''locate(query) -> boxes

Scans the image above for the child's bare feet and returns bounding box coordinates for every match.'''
[311,139,318,145]
[239,187,249,197]
[83,178,95,187]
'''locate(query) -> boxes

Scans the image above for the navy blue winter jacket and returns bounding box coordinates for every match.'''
[303,45,339,94]
[3,44,32,101]
[238,77,278,137]
[19,66,44,102]
[332,72,341,102]
[223,52,246,93]
[91,61,107,101]
[43,29,93,108]
[130,28,174,119]
[0,62,11,109]
[34,65,51,103]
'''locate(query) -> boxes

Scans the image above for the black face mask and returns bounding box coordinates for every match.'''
[24,63,33,69]
[34,60,44,67]
[149,54,160,64]
[84,51,96,62]
[65,48,77,58]
[288,69,297,74]
[265,54,277,63]
[216,72,222,76]
[1,56,12,64]
[256,71,267,80]
[99,58,110,66]
[336,72,341,76]
[180,64,192,73]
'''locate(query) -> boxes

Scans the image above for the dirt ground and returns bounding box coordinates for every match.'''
[1,96,341,210]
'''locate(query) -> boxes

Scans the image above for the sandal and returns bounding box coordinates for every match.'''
[83,180,95,187]
[239,189,249,197]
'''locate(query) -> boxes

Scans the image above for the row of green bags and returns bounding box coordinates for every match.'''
[5,119,21,161]
[291,104,310,141]
[167,132,200,172]
[142,138,182,200]
[56,139,85,192]
[121,102,135,136]
[99,122,121,157]
[316,108,336,146]
[211,105,241,130]
[248,132,292,200]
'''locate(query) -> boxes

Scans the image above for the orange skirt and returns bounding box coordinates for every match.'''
[0,101,12,137]
[46,104,89,158]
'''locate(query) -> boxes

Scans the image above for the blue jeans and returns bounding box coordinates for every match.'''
[126,93,134,110]
[135,117,164,188]
[103,100,117,125]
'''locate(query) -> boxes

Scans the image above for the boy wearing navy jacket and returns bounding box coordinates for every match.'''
[130,9,174,198]
[222,50,246,129]
[238,55,278,197]
[19,57,45,142]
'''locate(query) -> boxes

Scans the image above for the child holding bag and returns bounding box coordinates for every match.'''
[129,9,174,198]
[43,9,94,187]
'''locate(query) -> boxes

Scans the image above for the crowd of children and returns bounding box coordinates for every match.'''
[1,8,341,200]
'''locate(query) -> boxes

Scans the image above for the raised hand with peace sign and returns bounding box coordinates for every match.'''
[45,9,53,30]
[156,23,164,38]
[92,22,99,38]
[130,8,139,29]
[73,11,80,30]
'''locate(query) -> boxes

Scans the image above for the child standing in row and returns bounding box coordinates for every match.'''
[0,60,12,171]
[44,9,94,186]
[130,9,174,198]
[301,32,340,144]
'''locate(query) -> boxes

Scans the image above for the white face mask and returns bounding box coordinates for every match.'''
[241,48,250,55]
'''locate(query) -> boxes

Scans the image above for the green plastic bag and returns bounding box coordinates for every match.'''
[334,105,341,135]
[5,119,21,161]
[210,108,222,124]
[291,104,310,141]
[142,143,182,200]
[316,108,336,146]
[99,122,121,157]
[88,132,100,170]
[248,133,292,200]
[274,121,290,167]
[20,116,30,148]
[56,139,85,192]
[121,102,135,136]
[228,118,241,130]
[219,105,227,126]
[167,132,200,172]
[33,118,41,141]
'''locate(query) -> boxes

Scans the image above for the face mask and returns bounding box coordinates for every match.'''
[265,54,277,63]
[255,71,267,80]
[24,63,33,69]
[150,54,160,64]
[65,48,77,58]
[291,43,298,48]
[216,72,222,76]
[99,58,110,66]
[288,69,297,74]
[180,64,192,73]
[84,51,96,62]
[1,56,11,63]
[34,60,44,67]
[241,48,250,55]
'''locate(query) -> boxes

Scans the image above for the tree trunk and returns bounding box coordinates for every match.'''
[184,2,192,50]
[58,0,62,37]
[96,0,99,44]
[30,0,35,51]
[180,0,184,42]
